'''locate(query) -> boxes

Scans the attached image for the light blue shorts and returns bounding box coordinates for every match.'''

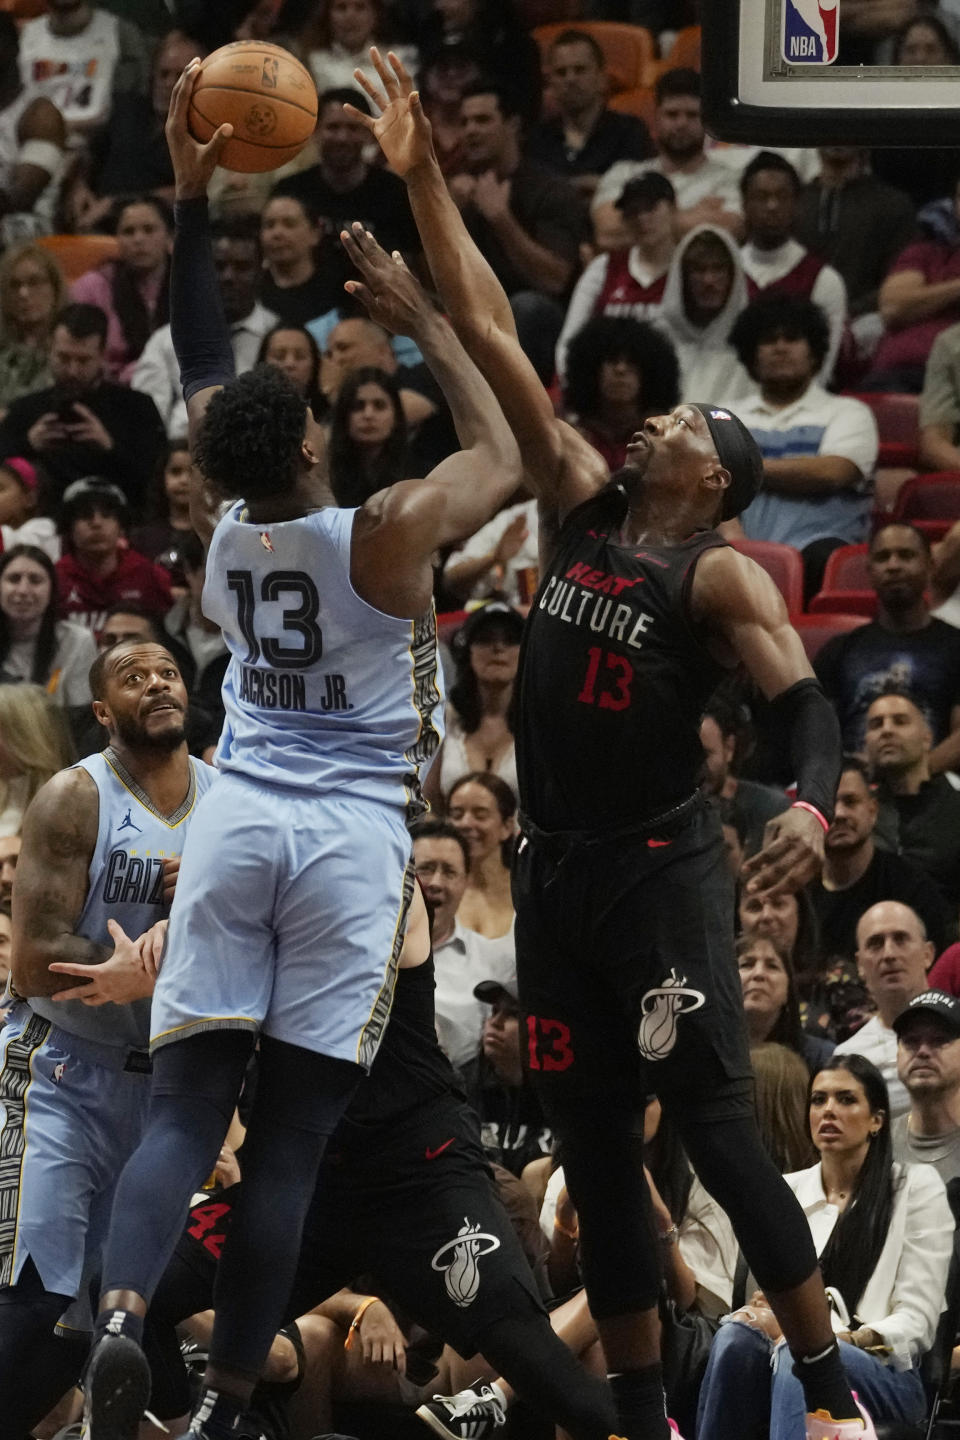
[150,774,415,1068]
[0,1006,151,1327]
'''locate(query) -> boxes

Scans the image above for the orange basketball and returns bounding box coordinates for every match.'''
[188,42,318,174]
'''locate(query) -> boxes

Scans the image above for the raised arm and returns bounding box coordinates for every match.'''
[10,768,106,998]
[164,60,236,548]
[347,50,606,516]
[691,546,842,898]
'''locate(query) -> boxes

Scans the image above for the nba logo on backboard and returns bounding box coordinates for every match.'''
[782,0,839,64]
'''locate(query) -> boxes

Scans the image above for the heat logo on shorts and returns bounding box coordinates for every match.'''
[782,0,838,63]
[637,969,706,1061]
[431,1217,501,1308]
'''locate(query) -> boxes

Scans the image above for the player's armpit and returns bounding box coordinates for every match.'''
[691,546,814,699]
[11,767,108,998]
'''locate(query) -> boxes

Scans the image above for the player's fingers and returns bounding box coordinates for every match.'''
[47,961,84,975]
[351,222,387,261]
[107,918,131,944]
[394,1340,406,1373]
[204,122,235,162]
[340,227,371,271]
[170,59,200,121]
[343,100,375,131]
[353,64,388,113]
[343,280,377,315]
[369,46,400,99]
[386,50,414,92]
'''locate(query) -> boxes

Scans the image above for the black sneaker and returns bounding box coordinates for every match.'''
[82,1335,151,1440]
[416,1382,506,1439]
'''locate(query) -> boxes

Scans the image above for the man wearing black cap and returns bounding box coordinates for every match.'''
[556,172,676,382]
[893,992,960,1184]
[351,52,876,1440]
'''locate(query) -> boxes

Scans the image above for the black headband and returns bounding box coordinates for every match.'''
[691,403,764,521]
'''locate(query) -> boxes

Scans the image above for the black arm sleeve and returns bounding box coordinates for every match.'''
[769,677,843,824]
[171,196,235,403]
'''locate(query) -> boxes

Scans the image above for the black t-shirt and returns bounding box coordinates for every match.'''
[811,845,956,963]
[461,160,588,299]
[517,486,729,830]
[90,93,172,196]
[874,774,960,909]
[258,268,342,330]
[273,165,421,298]
[524,108,654,180]
[814,617,960,749]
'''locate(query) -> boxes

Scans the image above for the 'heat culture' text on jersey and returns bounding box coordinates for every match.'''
[205,503,443,815]
[28,747,215,1051]
[517,485,728,831]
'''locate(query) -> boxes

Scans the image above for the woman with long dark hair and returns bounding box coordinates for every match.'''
[0,545,96,706]
[328,365,409,506]
[259,191,338,328]
[256,323,324,415]
[738,934,835,1074]
[71,195,173,381]
[447,770,516,941]
[697,1055,953,1437]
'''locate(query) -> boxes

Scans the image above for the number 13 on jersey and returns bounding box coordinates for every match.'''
[577,646,633,710]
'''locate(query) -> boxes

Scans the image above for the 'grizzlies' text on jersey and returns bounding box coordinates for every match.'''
[205,503,443,813]
[29,748,216,1051]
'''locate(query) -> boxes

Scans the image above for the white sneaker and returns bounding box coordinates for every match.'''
[806,1392,878,1440]
[416,1381,506,1439]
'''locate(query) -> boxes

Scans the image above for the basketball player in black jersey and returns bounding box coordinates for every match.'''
[138,878,621,1440]
[347,52,875,1440]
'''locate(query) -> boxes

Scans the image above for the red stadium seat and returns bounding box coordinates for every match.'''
[891,472,960,541]
[807,589,877,617]
[846,391,919,468]
[790,612,869,662]
[35,233,120,283]
[820,543,870,593]
[437,610,469,646]
[645,24,701,85]
[730,538,803,614]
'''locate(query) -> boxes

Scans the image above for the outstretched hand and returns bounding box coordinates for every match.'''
[740,805,825,899]
[166,58,234,200]
[341,223,435,337]
[345,48,435,178]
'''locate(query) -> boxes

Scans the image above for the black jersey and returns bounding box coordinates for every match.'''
[334,954,463,1143]
[517,485,729,831]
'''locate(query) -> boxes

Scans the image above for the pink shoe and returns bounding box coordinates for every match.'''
[668,1422,686,1439]
[806,1392,878,1440]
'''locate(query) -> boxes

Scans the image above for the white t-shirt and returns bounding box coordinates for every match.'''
[834,1014,910,1119]
[0,620,96,706]
[443,499,539,610]
[19,10,121,133]
[433,920,516,1071]
[737,381,878,551]
[593,153,742,218]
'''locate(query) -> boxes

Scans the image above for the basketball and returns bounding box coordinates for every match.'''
[187,42,318,174]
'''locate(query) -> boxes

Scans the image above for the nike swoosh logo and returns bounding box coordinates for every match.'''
[646,839,673,848]
[425,1138,455,1160]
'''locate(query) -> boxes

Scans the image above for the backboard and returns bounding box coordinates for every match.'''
[702,0,960,146]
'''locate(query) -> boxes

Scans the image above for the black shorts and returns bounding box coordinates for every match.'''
[165,1097,545,1361]
[513,795,753,1119]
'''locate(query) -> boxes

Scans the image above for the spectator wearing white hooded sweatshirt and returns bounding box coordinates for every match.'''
[654,224,752,405]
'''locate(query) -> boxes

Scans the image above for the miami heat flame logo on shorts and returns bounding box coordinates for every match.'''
[431,1217,501,1308]
[637,968,706,1061]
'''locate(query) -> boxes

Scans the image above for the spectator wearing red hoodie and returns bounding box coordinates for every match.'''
[55,478,172,638]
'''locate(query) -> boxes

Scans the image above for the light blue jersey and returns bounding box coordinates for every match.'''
[29,748,216,1051]
[205,503,443,815]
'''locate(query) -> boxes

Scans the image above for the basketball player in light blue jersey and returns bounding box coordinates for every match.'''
[0,640,214,1437]
[84,59,522,1440]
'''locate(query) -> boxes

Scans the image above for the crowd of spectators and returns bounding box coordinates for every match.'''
[10,0,960,1436]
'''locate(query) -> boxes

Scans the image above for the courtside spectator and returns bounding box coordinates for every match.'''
[130,440,193,577]
[296,0,419,101]
[0,242,66,413]
[447,770,517,944]
[592,69,742,250]
[739,151,847,382]
[416,42,482,174]
[258,190,340,330]
[809,757,954,963]
[563,315,680,472]
[866,172,960,392]
[274,88,421,303]
[161,530,228,726]
[737,933,835,1073]
[71,195,173,381]
[556,173,676,381]
[524,30,653,199]
[795,148,915,335]
[0,303,165,515]
[257,324,324,415]
[134,216,275,438]
[0,542,95,707]
[816,524,960,760]
[656,224,752,403]
[328,366,409,505]
[18,0,150,140]
[892,991,960,1182]
[448,82,588,382]
[0,681,73,833]
[699,694,789,850]
[55,478,171,636]
[0,16,65,242]
[411,817,515,1071]
[865,686,960,911]
[466,974,553,1176]
[442,498,539,609]
[730,294,878,594]
[834,900,932,1118]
